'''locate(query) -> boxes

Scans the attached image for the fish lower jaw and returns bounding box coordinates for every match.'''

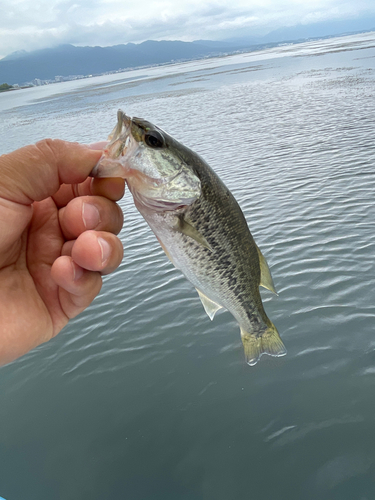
[91,157,129,178]
[130,187,191,213]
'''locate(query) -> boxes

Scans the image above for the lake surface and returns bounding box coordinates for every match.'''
[1,32,375,500]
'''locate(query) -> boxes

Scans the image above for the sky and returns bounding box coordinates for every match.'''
[1,0,375,59]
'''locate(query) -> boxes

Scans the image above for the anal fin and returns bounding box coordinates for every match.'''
[196,288,222,320]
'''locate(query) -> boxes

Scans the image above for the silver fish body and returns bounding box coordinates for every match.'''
[92,110,286,365]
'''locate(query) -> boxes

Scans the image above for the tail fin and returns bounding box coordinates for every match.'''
[240,323,286,366]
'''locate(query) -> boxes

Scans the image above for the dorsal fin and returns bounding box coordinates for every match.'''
[256,244,278,295]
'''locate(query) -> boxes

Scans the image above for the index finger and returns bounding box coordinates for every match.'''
[0,139,103,205]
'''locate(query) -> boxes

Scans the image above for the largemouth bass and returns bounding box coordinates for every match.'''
[92,110,286,365]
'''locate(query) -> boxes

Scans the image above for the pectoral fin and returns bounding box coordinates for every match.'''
[256,244,277,295]
[196,288,222,320]
[175,216,212,251]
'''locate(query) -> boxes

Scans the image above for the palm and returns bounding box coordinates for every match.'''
[0,198,60,360]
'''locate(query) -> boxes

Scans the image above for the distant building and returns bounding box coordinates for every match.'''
[33,78,42,86]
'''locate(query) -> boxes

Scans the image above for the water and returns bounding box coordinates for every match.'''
[1,32,375,499]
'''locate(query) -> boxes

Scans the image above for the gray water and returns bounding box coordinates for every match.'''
[1,32,375,500]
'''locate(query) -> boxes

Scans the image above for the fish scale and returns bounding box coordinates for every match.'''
[92,109,286,366]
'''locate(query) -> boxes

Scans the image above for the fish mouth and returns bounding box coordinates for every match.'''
[107,109,133,158]
[108,110,132,144]
[91,110,136,178]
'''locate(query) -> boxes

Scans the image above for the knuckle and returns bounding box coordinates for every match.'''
[35,138,58,160]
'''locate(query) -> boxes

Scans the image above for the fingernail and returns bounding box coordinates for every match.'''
[72,261,84,281]
[82,203,100,229]
[98,237,111,265]
[88,141,109,150]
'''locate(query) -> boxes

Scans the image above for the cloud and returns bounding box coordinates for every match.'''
[1,0,375,58]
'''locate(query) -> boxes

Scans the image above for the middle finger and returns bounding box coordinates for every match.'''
[59,195,123,240]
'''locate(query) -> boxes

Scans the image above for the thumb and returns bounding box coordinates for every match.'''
[0,139,103,204]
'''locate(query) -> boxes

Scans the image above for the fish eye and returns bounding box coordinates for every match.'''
[144,131,164,148]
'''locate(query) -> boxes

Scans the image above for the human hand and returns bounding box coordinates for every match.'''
[0,139,125,365]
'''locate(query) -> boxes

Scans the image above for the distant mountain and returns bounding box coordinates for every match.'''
[0,40,250,86]
[225,16,375,45]
[260,18,375,43]
[192,40,236,48]
[1,17,375,86]
[1,50,28,62]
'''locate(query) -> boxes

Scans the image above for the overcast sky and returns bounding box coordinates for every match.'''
[1,0,375,59]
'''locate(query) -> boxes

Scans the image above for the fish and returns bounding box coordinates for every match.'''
[92,110,286,366]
